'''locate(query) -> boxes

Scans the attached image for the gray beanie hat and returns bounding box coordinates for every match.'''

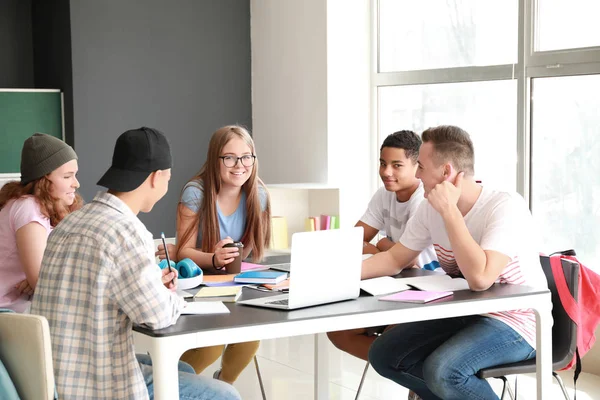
[20,133,78,185]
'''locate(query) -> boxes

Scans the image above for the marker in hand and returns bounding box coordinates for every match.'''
[161,232,175,285]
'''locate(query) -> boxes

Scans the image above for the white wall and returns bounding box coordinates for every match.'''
[251,0,372,229]
[251,0,328,184]
[583,325,600,376]
[0,173,20,189]
[326,0,371,227]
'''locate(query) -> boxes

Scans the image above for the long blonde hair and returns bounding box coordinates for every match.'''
[0,178,83,227]
[178,125,271,261]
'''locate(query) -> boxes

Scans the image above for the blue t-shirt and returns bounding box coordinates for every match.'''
[180,180,268,244]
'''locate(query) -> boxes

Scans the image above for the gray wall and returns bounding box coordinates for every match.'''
[0,0,34,87]
[32,0,74,145]
[68,0,252,237]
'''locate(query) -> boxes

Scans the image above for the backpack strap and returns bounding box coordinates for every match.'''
[573,348,581,400]
[549,255,580,325]
[549,252,582,399]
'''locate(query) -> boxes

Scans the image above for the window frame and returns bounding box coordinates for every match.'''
[371,0,600,205]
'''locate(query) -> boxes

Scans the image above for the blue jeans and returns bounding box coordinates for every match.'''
[136,354,241,400]
[368,316,536,400]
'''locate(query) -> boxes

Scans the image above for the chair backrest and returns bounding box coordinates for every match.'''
[0,313,55,400]
[540,255,579,367]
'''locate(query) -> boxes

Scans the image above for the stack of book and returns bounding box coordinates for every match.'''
[304,214,340,232]
[233,270,288,284]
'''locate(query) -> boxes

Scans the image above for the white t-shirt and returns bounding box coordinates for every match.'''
[400,186,546,348]
[360,183,437,269]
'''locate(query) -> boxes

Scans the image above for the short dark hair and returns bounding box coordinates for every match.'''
[421,125,475,176]
[380,130,421,163]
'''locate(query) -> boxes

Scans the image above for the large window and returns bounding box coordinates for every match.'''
[380,80,517,191]
[374,0,600,270]
[531,74,600,263]
[536,0,600,51]
[379,0,517,71]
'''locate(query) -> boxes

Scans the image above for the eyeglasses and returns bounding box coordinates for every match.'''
[219,155,256,168]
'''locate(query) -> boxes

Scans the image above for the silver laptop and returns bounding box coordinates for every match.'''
[261,254,292,272]
[238,227,363,310]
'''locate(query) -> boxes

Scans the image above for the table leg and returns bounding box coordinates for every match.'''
[534,302,553,400]
[314,333,329,399]
[147,338,181,400]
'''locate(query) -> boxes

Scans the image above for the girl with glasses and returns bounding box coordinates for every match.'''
[158,125,271,384]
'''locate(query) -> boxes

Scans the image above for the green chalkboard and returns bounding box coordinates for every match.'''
[0,90,63,173]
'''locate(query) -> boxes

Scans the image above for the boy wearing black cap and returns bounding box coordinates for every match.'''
[31,128,240,400]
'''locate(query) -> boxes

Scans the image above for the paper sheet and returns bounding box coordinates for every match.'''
[360,276,411,296]
[181,301,230,315]
[397,275,470,291]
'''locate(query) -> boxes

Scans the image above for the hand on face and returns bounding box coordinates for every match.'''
[427,171,464,216]
[213,237,239,268]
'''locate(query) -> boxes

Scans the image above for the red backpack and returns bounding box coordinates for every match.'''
[549,250,600,385]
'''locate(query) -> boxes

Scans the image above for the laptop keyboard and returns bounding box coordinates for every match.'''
[266,298,289,306]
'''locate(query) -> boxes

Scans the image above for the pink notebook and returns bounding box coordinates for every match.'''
[379,290,453,303]
[241,262,269,272]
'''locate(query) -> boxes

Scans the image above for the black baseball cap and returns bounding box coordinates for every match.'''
[97,127,172,192]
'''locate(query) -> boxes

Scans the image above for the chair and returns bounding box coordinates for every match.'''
[0,312,56,400]
[476,256,580,400]
[253,355,267,400]
[355,362,371,400]
[355,326,386,400]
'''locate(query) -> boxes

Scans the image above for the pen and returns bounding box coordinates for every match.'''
[161,232,176,285]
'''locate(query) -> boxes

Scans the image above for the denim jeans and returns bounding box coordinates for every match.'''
[368,316,536,400]
[136,354,241,400]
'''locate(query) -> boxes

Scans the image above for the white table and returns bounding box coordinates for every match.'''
[133,281,552,400]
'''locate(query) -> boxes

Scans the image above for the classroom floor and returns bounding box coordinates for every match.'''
[197,334,596,400]
[197,333,407,400]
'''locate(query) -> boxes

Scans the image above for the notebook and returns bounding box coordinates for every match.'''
[261,278,290,292]
[240,262,270,272]
[397,275,470,292]
[194,286,242,302]
[233,270,288,284]
[379,290,453,303]
[360,276,411,296]
[180,301,230,315]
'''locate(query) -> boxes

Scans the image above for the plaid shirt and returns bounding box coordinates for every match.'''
[31,192,185,399]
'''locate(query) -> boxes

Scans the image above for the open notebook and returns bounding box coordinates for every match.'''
[361,274,470,296]
[397,274,470,291]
